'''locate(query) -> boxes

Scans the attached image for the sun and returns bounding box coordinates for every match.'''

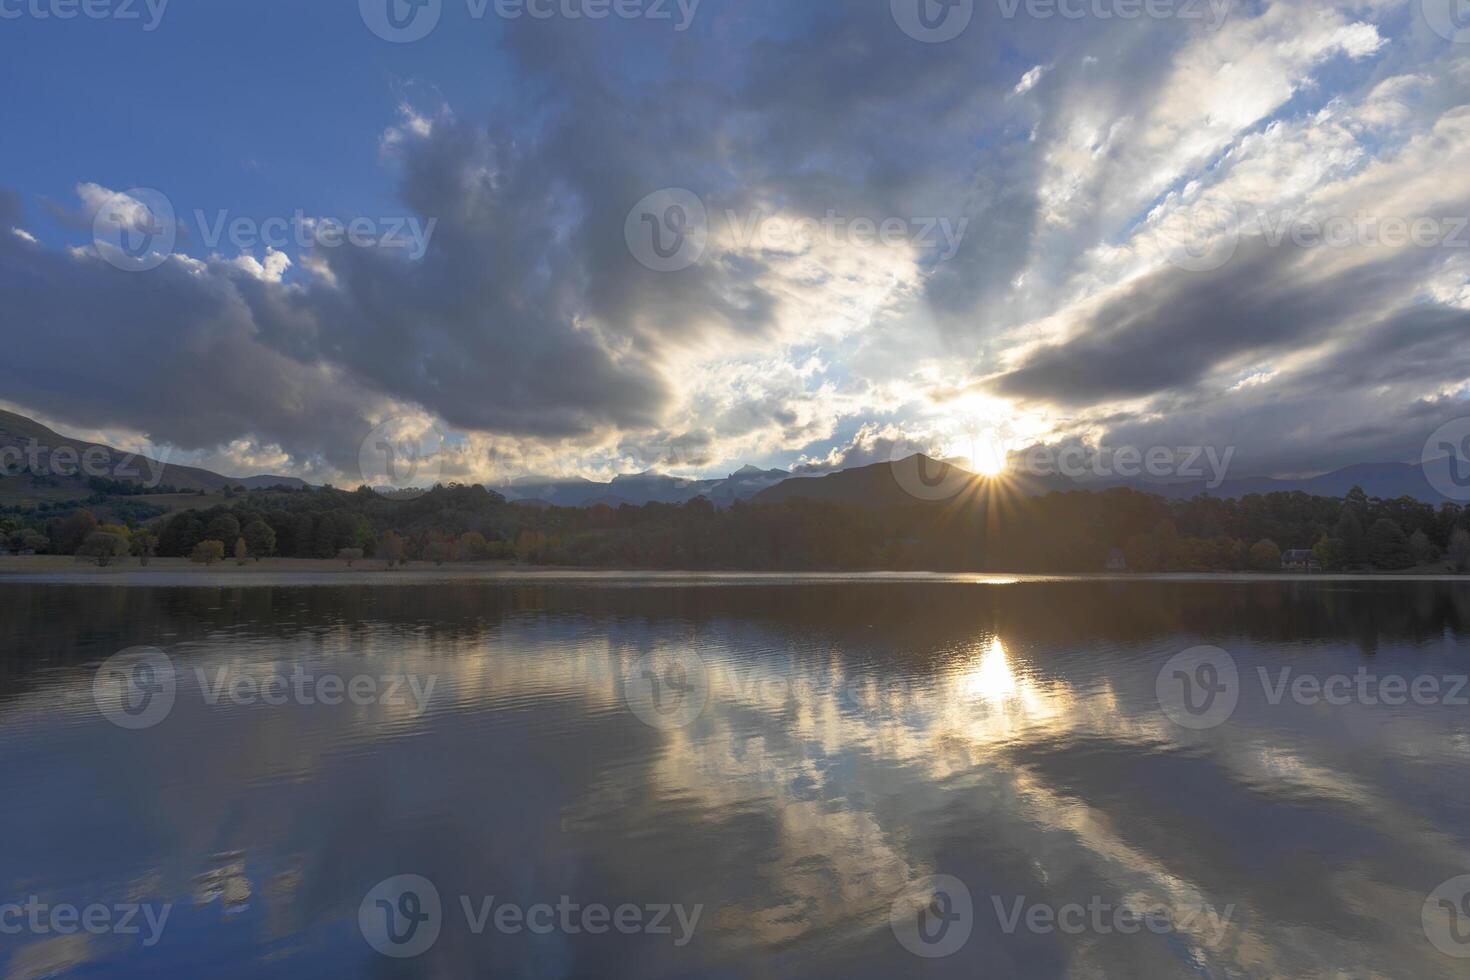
[970,440,1008,478]
[961,429,1010,478]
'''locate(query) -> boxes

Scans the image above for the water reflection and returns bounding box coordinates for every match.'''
[0,580,1468,977]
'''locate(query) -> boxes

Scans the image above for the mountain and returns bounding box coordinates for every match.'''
[1073,461,1448,503]
[608,471,717,505]
[753,455,1458,508]
[494,475,607,508]
[493,465,790,508]
[0,409,308,492]
[703,465,791,506]
[754,455,1007,507]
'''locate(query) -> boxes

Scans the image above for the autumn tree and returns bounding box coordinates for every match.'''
[79,531,130,567]
[190,540,225,565]
[458,531,491,561]
[378,530,406,568]
[515,530,547,562]
[1249,539,1282,571]
[131,530,158,566]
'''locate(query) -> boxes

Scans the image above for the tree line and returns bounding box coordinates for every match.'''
[8,481,1470,573]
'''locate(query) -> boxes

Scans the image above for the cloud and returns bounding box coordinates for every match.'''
[1011,64,1049,97]
[2,0,1466,485]
[793,422,933,475]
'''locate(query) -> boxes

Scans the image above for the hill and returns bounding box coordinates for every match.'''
[753,455,1070,507]
[0,409,308,494]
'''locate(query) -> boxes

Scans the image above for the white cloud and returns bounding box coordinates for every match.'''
[1011,64,1049,97]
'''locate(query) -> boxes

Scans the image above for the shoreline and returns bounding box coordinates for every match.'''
[0,556,1464,586]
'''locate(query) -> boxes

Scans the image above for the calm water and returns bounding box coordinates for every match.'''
[2,577,1469,978]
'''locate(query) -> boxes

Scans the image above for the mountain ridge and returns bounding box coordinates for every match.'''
[1,409,1455,506]
[0,409,309,492]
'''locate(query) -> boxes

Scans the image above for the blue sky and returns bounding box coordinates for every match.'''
[2,0,1468,486]
[3,2,518,247]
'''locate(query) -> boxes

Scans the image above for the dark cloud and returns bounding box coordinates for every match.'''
[3,1,1465,483]
[987,238,1454,406]
[0,222,375,472]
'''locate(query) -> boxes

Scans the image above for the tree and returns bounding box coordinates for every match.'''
[292,514,316,559]
[11,530,48,554]
[190,540,225,565]
[378,530,406,568]
[1335,508,1366,567]
[242,519,276,561]
[1367,519,1413,570]
[98,523,131,542]
[204,513,241,547]
[131,530,158,566]
[79,531,130,567]
[337,548,364,566]
[1435,503,1464,548]
[55,510,99,554]
[234,537,249,566]
[158,512,203,557]
[1312,535,1345,572]
[515,530,547,563]
[1249,539,1282,571]
[458,531,491,561]
[423,536,456,565]
[1409,529,1437,566]
[1449,529,1470,573]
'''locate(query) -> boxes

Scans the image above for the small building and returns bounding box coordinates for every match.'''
[1105,548,1128,572]
[1281,549,1320,572]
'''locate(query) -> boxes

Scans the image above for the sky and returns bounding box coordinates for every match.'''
[2,0,1469,487]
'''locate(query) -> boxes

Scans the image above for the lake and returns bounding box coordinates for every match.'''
[2,576,1469,978]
